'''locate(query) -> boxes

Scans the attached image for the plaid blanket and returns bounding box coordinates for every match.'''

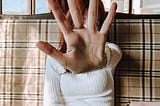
[0,17,160,106]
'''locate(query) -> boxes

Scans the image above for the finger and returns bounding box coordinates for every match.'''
[36,41,67,67]
[67,0,83,28]
[48,0,72,35]
[100,2,117,35]
[88,0,99,31]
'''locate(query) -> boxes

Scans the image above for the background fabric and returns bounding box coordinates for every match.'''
[109,19,160,106]
[0,19,60,106]
[0,16,160,106]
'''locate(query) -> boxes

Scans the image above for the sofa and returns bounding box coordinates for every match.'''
[0,13,160,106]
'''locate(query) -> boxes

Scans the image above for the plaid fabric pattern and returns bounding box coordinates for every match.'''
[0,19,60,106]
[0,17,160,106]
[109,19,160,106]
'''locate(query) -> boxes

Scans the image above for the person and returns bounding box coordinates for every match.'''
[36,0,122,106]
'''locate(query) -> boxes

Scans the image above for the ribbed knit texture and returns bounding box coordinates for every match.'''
[43,43,122,106]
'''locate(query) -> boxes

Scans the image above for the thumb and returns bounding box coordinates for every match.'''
[36,41,67,67]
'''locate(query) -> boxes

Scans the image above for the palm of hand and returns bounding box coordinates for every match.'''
[37,0,117,74]
[63,29,106,73]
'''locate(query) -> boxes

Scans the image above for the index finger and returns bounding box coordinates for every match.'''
[48,0,73,35]
[100,2,117,35]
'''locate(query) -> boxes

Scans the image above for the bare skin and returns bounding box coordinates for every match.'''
[36,0,117,74]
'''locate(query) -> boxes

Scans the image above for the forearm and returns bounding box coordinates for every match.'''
[43,79,64,106]
[43,56,65,106]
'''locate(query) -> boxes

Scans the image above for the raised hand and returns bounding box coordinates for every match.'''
[36,0,117,74]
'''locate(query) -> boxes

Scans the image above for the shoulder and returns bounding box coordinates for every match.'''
[105,43,122,54]
[105,42,122,67]
[46,56,66,74]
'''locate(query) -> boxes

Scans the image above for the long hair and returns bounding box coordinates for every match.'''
[58,0,106,53]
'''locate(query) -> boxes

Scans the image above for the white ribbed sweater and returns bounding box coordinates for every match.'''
[43,43,122,106]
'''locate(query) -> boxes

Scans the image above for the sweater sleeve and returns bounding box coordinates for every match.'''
[43,56,66,106]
